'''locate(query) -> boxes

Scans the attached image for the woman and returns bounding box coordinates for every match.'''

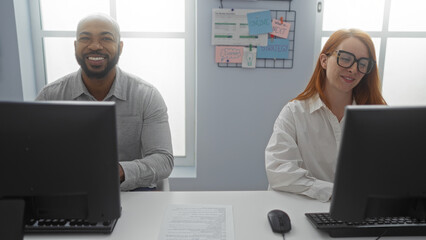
[265,29,386,202]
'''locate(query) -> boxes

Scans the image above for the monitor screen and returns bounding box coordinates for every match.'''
[0,101,121,237]
[330,105,426,222]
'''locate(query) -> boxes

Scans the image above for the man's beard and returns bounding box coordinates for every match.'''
[76,51,120,79]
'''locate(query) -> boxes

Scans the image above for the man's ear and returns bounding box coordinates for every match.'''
[319,53,328,70]
[119,41,123,56]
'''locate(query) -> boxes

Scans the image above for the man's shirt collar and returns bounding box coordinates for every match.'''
[71,67,127,101]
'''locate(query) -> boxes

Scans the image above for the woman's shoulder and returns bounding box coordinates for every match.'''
[284,98,311,113]
[274,99,310,124]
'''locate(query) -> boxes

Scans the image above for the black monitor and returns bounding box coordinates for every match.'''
[330,105,426,222]
[0,101,121,238]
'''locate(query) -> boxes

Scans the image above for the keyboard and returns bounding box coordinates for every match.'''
[24,218,118,234]
[306,212,426,238]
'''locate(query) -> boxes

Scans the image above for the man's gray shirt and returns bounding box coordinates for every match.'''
[36,67,174,191]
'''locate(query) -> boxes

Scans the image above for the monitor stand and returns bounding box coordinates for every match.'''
[0,199,25,240]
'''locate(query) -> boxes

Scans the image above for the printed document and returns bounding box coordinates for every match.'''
[158,204,234,240]
[212,8,268,46]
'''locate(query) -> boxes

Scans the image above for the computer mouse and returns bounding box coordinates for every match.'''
[267,209,292,234]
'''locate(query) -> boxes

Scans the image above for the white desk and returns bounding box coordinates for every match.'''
[25,191,425,240]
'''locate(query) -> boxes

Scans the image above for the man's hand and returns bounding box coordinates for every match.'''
[119,164,125,183]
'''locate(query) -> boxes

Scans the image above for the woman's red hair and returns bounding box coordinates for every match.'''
[294,29,386,106]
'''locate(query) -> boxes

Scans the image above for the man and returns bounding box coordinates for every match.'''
[36,13,174,191]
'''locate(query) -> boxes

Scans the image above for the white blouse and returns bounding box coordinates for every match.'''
[265,94,348,202]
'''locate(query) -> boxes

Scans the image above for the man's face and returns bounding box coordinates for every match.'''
[74,18,123,79]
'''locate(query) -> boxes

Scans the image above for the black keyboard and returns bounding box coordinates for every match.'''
[24,218,118,234]
[306,212,426,238]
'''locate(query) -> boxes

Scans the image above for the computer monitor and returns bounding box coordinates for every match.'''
[0,101,121,238]
[330,105,426,222]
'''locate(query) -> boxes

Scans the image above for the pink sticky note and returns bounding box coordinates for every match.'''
[271,19,291,39]
[215,46,244,63]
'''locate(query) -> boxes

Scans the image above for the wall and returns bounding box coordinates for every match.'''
[1,0,318,191]
[0,0,36,101]
[0,0,24,100]
[169,0,318,190]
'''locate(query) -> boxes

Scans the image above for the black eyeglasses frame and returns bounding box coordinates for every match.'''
[330,50,376,74]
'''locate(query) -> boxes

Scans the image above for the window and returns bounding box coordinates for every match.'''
[318,0,426,105]
[29,0,195,166]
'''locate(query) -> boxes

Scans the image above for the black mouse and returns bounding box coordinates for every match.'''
[267,209,292,234]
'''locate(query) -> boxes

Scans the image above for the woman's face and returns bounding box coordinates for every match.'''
[320,37,369,96]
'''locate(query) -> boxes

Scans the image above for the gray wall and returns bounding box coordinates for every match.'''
[0,0,318,191]
[0,0,36,101]
[170,0,318,190]
[0,0,24,100]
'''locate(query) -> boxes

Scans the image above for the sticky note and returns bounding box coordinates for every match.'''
[215,46,244,63]
[247,11,272,36]
[257,39,289,59]
[242,47,257,69]
[271,19,291,39]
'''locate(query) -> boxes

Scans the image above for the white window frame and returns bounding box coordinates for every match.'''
[29,0,196,167]
[315,0,426,89]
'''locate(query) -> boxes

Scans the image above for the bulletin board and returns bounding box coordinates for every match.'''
[217,9,296,69]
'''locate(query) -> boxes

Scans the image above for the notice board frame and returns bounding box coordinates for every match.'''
[217,9,296,69]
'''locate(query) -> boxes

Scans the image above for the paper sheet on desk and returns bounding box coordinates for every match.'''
[158,204,234,240]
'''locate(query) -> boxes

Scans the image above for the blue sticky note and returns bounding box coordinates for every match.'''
[247,11,273,36]
[257,39,290,59]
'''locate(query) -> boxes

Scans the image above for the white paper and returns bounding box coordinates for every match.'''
[158,204,234,240]
[242,47,257,68]
[212,8,268,46]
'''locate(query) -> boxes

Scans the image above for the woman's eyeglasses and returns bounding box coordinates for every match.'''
[330,50,375,74]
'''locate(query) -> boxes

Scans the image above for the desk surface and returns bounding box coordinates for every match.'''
[25,191,424,240]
